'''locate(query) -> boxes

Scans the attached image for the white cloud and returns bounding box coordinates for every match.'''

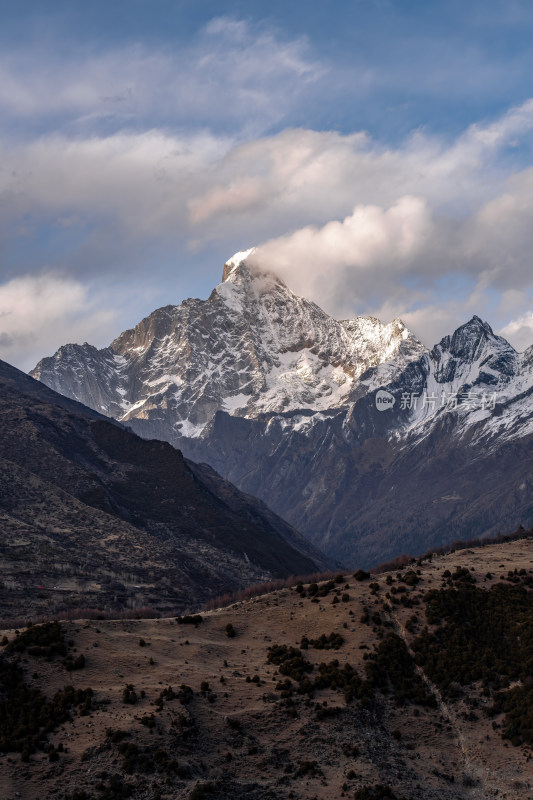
[499,312,533,352]
[244,171,533,349]
[0,274,117,371]
[465,97,533,148]
[0,18,322,137]
[249,196,432,306]
[187,99,533,242]
[214,102,533,349]
[2,56,533,256]
[461,168,533,291]
[0,130,232,244]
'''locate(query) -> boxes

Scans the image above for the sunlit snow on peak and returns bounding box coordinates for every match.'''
[222,248,256,281]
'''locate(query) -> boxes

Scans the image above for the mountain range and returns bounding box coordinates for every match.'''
[31,250,533,566]
[0,357,329,621]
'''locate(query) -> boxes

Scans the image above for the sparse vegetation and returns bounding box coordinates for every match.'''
[63,653,86,671]
[268,632,433,709]
[3,531,533,797]
[106,728,130,743]
[0,655,93,758]
[413,580,533,744]
[155,684,194,710]
[315,704,343,720]
[93,774,134,799]
[491,685,533,746]
[189,782,220,799]
[296,759,319,776]
[364,634,436,707]
[399,570,420,586]
[414,583,533,695]
[267,644,313,681]
[118,741,181,776]
[139,713,156,729]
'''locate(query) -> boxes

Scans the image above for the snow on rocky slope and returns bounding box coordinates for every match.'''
[31,250,425,442]
[361,314,533,448]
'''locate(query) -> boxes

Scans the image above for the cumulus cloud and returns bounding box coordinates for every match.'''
[12,99,528,262]
[2,47,533,258]
[245,175,533,351]
[249,195,433,303]
[0,274,118,371]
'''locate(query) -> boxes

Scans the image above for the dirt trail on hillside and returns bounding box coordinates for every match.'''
[389,607,493,799]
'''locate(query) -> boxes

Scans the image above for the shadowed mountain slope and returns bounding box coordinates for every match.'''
[0,359,330,620]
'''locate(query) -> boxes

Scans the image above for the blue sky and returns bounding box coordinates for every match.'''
[2,0,533,368]
[4,0,533,141]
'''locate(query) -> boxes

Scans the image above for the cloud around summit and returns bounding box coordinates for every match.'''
[2,7,533,366]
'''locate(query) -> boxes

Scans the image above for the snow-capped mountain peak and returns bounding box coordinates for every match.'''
[435,315,514,361]
[430,315,519,387]
[221,247,257,281]
[31,249,423,439]
[215,251,291,316]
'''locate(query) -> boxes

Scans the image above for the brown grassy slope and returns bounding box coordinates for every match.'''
[1,537,533,800]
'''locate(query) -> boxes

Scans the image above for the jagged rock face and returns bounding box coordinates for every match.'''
[33,342,127,419]
[32,250,425,440]
[429,316,519,386]
[31,251,533,567]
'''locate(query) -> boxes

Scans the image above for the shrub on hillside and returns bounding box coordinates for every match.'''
[5,621,67,658]
[176,615,203,626]
[267,645,313,682]
[300,632,344,650]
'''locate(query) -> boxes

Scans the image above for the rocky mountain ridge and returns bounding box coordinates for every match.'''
[31,252,533,565]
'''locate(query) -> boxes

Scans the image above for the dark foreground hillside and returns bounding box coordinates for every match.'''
[1,536,533,799]
[0,359,329,621]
